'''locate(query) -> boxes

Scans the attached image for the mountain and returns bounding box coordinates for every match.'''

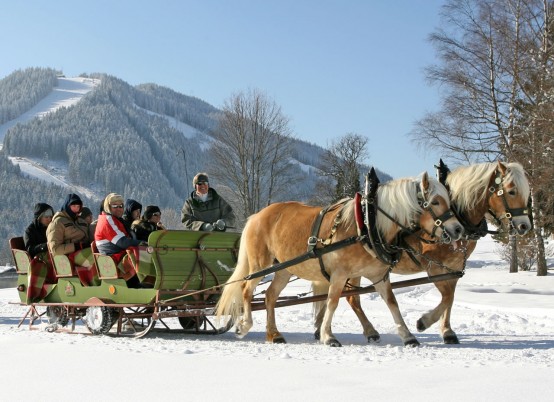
[0,67,392,265]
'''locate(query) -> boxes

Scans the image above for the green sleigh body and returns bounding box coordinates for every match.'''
[13,230,240,306]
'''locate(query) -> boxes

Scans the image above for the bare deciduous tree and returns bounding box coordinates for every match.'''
[411,0,554,275]
[316,133,369,204]
[209,89,296,223]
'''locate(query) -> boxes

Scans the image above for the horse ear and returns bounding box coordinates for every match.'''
[497,160,507,175]
[435,159,450,186]
[421,171,430,194]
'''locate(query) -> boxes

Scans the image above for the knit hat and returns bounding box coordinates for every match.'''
[193,172,209,186]
[34,203,54,219]
[144,205,161,220]
[103,193,124,213]
[80,206,93,219]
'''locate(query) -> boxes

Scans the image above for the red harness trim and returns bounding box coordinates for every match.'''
[354,193,365,233]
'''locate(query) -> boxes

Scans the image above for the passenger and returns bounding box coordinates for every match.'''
[80,206,95,239]
[181,172,236,231]
[122,199,142,236]
[24,203,54,259]
[89,198,105,237]
[95,193,144,288]
[46,193,95,269]
[131,205,166,242]
[80,206,93,225]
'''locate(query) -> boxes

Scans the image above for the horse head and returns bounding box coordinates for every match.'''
[415,172,464,243]
[486,161,531,235]
[376,172,463,243]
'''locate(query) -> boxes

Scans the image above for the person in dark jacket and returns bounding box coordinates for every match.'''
[181,172,236,231]
[81,206,95,239]
[24,203,54,258]
[132,205,166,241]
[122,199,142,236]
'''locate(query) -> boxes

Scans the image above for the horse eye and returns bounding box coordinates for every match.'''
[431,199,440,206]
[508,189,517,196]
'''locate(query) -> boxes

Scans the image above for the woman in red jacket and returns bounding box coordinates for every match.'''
[95,193,144,288]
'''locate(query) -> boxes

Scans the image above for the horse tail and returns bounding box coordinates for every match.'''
[215,237,250,322]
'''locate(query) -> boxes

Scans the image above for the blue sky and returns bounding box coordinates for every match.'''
[1,0,446,178]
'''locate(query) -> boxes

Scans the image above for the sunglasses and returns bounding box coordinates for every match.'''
[110,204,124,209]
[196,181,208,185]
[152,212,161,217]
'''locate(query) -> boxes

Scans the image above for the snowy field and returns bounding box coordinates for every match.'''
[1,235,553,401]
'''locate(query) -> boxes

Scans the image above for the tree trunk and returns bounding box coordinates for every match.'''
[509,235,518,273]
[535,228,548,276]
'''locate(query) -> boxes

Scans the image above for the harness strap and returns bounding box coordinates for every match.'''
[396,233,422,268]
[306,200,349,281]
[243,236,361,281]
[307,206,330,253]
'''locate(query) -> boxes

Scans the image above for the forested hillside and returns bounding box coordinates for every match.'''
[0,67,391,265]
[0,67,58,124]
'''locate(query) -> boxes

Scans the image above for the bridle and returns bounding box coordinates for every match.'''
[486,169,529,231]
[363,171,456,246]
[415,184,456,242]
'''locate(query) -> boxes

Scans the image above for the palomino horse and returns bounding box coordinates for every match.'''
[315,161,531,345]
[216,172,464,347]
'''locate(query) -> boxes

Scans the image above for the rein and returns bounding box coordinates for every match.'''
[242,234,362,281]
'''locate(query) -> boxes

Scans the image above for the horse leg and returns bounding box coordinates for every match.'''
[416,278,460,344]
[345,296,381,343]
[374,280,419,347]
[319,275,348,347]
[312,282,329,341]
[344,278,380,342]
[264,270,293,343]
[235,276,262,338]
[313,279,380,343]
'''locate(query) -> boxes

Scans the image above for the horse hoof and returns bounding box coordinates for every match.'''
[272,336,287,344]
[443,335,460,344]
[404,338,420,347]
[367,334,381,343]
[314,329,320,341]
[325,339,342,347]
[416,318,427,332]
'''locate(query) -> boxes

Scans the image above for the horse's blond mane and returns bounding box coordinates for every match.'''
[340,174,449,237]
[447,162,529,213]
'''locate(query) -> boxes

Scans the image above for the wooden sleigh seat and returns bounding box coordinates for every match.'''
[49,252,100,287]
[9,237,56,303]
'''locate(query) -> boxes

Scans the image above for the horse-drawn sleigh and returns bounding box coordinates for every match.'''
[10,162,531,346]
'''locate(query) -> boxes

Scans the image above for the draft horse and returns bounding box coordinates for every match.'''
[216,172,464,347]
[317,161,531,345]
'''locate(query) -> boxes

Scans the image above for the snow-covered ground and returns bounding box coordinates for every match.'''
[0,235,552,401]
